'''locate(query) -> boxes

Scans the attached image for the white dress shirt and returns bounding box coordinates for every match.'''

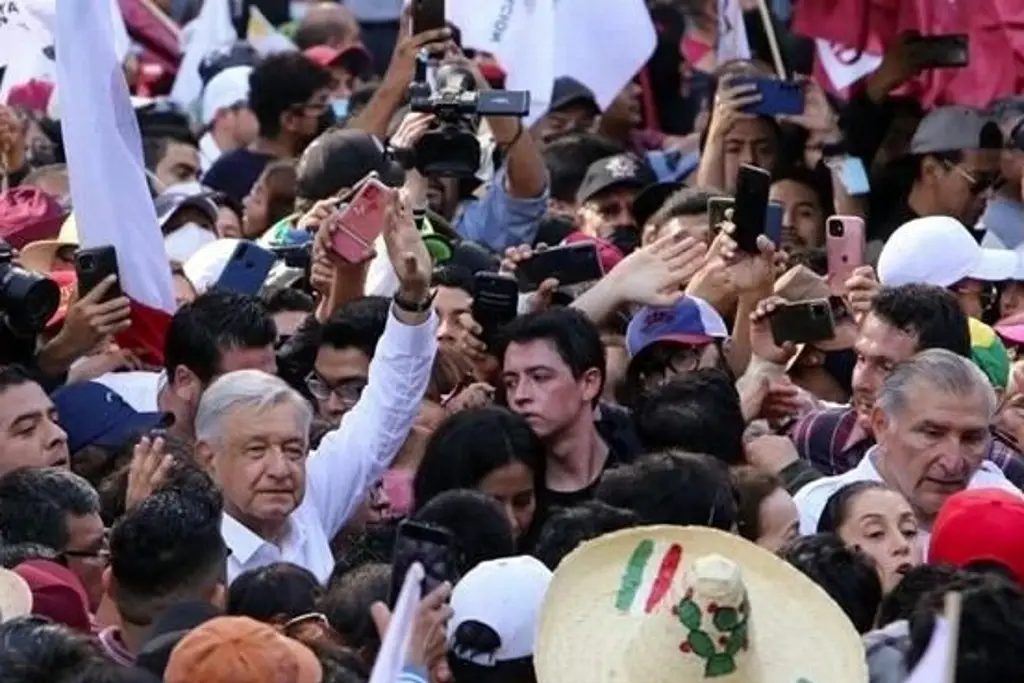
[793,445,1022,549]
[222,307,438,584]
[199,133,223,173]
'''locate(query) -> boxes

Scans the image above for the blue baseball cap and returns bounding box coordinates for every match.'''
[626,296,730,358]
[52,382,173,454]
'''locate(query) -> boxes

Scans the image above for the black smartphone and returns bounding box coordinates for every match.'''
[907,34,969,69]
[515,242,604,292]
[74,245,122,302]
[732,164,772,254]
[707,196,734,235]
[411,0,446,35]
[472,273,518,350]
[769,299,836,346]
[389,520,459,606]
[214,241,276,296]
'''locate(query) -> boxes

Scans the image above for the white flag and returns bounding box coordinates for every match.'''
[368,563,425,683]
[56,0,176,360]
[905,613,957,683]
[247,7,296,56]
[170,0,237,111]
[717,0,751,63]
[447,0,655,125]
[816,39,882,91]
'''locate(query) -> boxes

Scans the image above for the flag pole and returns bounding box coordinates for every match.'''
[942,592,962,683]
[753,0,787,79]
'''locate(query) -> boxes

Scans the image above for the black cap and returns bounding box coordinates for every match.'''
[576,154,657,205]
[296,129,405,201]
[549,77,599,114]
[632,181,685,228]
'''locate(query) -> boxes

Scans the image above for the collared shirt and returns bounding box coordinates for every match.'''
[792,445,1022,540]
[198,132,223,173]
[222,308,438,584]
[790,404,1024,489]
[453,165,548,252]
[979,195,1024,250]
[97,626,135,666]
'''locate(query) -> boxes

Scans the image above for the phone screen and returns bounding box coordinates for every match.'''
[472,273,518,349]
[834,157,870,195]
[389,520,458,606]
[732,165,771,254]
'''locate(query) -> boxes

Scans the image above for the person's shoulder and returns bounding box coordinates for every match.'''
[791,469,848,504]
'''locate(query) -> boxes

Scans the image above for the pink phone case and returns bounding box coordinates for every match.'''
[825,215,866,287]
[329,179,391,263]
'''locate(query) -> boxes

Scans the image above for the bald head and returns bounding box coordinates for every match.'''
[294,2,362,51]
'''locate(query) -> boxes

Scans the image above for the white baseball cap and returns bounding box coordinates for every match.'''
[183,238,240,293]
[878,215,1022,287]
[447,556,552,666]
[201,66,252,127]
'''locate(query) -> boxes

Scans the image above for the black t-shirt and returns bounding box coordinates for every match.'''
[202,147,276,204]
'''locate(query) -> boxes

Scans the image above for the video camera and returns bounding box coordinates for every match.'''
[0,240,60,336]
[408,54,530,178]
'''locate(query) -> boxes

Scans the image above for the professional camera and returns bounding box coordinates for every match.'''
[408,58,530,178]
[0,240,60,336]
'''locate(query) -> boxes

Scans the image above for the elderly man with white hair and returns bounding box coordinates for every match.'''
[195,194,438,582]
[794,349,1022,545]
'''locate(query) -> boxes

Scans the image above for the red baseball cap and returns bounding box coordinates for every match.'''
[14,560,92,633]
[303,44,373,74]
[929,488,1024,585]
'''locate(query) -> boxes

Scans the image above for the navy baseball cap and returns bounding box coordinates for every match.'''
[626,296,730,358]
[52,382,173,454]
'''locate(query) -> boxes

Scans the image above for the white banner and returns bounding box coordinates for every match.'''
[717,0,752,63]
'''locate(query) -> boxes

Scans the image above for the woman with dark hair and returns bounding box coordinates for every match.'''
[818,481,922,593]
[413,407,546,544]
[732,466,799,552]
[241,160,297,239]
[227,562,324,624]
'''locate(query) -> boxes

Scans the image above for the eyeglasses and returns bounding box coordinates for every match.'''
[280,612,335,642]
[60,547,111,566]
[305,373,367,406]
[943,160,1001,195]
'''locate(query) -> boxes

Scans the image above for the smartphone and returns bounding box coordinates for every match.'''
[214,241,276,296]
[411,0,446,35]
[833,157,870,196]
[907,34,969,69]
[74,246,122,302]
[732,165,772,254]
[733,76,805,116]
[769,299,836,346]
[389,520,459,606]
[707,196,734,235]
[764,201,783,245]
[515,242,604,292]
[472,273,518,349]
[825,215,866,286]
[328,177,392,264]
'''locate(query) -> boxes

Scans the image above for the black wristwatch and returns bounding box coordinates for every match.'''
[393,289,436,313]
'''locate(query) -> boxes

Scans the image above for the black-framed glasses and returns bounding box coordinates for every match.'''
[305,372,367,406]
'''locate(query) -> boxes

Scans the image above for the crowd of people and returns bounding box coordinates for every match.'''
[1,0,1024,682]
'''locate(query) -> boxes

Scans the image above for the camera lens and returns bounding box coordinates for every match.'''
[827,219,845,238]
[78,254,96,270]
[0,265,60,334]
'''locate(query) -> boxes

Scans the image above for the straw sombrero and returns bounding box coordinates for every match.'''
[0,566,33,624]
[535,526,868,683]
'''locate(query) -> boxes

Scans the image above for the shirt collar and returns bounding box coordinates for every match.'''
[220,512,305,565]
[199,132,222,165]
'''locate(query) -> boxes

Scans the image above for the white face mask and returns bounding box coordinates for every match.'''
[164,181,205,196]
[165,222,217,264]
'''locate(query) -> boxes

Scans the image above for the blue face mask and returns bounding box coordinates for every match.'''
[330,98,350,120]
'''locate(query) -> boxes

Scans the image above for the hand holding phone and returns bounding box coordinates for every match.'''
[328,176,393,264]
[411,0,446,35]
[472,273,518,350]
[769,299,836,346]
[389,520,459,606]
[907,34,969,69]
[731,165,772,254]
[75,246,123,303]
[825,215,866,287]
[733,76,805,117]
[515,242,604,292]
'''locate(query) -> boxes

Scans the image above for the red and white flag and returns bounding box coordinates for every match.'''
[56,0,175,364]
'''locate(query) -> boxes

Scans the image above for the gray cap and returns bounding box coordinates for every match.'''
[549,77,599,114]
[909,105,1003,155]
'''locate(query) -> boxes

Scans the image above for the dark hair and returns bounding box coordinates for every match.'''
[497,308,606,402]
[870,284,971,358]
[0,542,61,569]
[431,264,475,295]
[109,484,226,626]
[532,501,640,570]
[0,616,99,683]
[877,563,967,627]
[646,187,722,230]
[632,370,745,465]
[94,435,199,526]
[0,364,36,394]
[772,163,833,214]
[141,135,197,172]
[411,490,517,572]
[779,534,882,634]
[817,481,890,533]
[0,468,99,551]
[908,573,1024,683]
[596,451,737,530]
[248,52,333,138]
[787,246,829,277]
[164,290,277,383]
[732,466,785,542]
[320,563,391,664]
[228,562,323,623]
[319,296,390,357]
[292,11,359,51]
[414,408,546,510]
[207,190,243,221]
[541,132,627,203]
[258,160,300,228]
[262,287,315,314]
[60,662,163,683]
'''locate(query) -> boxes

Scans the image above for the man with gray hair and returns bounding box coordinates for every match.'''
[195,193,438,583]
[979,96,1024,249]
[794,349,1021,541]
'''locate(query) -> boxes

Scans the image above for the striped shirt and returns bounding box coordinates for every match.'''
[790,404,1024,489]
